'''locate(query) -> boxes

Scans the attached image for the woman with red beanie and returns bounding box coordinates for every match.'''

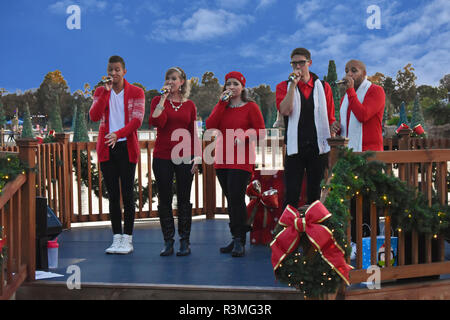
[150,66,201,257]
[205,71,265,257]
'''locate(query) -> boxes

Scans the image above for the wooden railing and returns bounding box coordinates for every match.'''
[0,139,37,300]
[326,136,449,288]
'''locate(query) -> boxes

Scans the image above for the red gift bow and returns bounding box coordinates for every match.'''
[270,201,353,285]
[246,180,279,228]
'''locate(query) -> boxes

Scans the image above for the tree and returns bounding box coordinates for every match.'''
[410,95,426,131]
[253,84,276,127]
[0,99,6,130]
[367,72,385,86]
[189,72,222,120]
[397,101,409,129]
[439,74,450,92]
[21,103,34,138]
[394,64,417,107]
[73,103,89,142]
[36,70,70,129]
[324,60,341,121]
[48,95,64,133]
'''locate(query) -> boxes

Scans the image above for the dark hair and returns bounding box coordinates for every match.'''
[165,66,191,100]
[108,55,126,69]
[290,48,311,60]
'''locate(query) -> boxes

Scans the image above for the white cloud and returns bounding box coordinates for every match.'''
[256,0,276,10]
[48,0,107,14]
[215,0,250,10]
[148,9,254,42]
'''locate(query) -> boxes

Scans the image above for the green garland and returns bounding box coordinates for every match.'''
[273,147,449,299]
[0,154,28,196]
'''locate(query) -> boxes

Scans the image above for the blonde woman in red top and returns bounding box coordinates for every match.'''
[150,67,201,257]
[205,71,265,257]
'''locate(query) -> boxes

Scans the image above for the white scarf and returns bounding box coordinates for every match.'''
[339,78,372,152]
[286,79,331,156]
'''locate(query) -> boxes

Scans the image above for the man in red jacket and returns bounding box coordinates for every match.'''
[331,59,385,152]
[89,55,145,255]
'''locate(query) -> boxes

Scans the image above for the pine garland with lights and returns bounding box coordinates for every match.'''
[273,147,449,299]
[0,154,28,196]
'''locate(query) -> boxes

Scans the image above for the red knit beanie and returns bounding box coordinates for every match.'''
[225,71,246,87]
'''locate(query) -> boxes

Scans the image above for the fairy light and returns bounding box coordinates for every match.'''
[433,234,438,239]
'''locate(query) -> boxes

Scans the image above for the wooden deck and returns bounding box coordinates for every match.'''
[14,217,450,300]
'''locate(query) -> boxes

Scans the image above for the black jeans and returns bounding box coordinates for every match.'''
[216,169,251,239]
[100,141,137,235]
[283,144,328,208]
[152,158,194,208]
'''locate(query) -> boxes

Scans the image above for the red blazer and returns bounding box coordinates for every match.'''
[89,79,145,163]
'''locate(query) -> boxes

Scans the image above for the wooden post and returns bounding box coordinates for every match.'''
[55,133,72,229]
[16,138,38,282]
[327,136,349,170]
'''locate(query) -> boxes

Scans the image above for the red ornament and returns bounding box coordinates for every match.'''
[396,123,410,134]
[413,124,425,135]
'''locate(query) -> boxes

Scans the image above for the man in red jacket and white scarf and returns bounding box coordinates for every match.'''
[89,55,145,254]
[332,60,385,152]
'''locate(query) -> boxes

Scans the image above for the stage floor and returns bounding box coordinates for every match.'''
[40,217,294,289]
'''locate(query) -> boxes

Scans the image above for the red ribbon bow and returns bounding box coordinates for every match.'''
[246,180,279,228]
[270,201,353,285]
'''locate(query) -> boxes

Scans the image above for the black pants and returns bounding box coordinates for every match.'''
[100,141,136,235]
[152,158,194,208]
[283,144,328,208]
[216,169,251,239]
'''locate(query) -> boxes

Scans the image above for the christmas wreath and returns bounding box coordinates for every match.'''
[272,147,449,299]
[0,154,28,196]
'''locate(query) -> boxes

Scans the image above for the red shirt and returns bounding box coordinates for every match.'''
[341,84,385,151]
[275,74,336,126]
[89,79,145,163]
[149,96,201,160]
[205,101,266,173]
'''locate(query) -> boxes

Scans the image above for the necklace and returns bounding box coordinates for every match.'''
[229,101,245,108]
[169,99,183,112]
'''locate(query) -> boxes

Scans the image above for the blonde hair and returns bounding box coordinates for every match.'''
[165,66,191,100]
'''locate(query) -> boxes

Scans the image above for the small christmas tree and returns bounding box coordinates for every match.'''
[397,101,409,130]
[49,95,64,133]
[0,100,6,130]
[410,95,426,131]
[21,104,34,139]
[73,103,89,142]
[325,60,341,121]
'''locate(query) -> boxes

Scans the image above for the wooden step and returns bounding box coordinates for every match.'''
[15,281,304,300]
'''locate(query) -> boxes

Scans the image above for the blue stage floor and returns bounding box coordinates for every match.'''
[42,218,292,289]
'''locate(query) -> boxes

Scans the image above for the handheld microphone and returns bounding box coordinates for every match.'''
[100,77,112,84]
[221,92,233,102]
[287,73,297,82]
[160,87,170,95]
[335,79,347,85]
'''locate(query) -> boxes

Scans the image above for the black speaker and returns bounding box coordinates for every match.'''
[35,197,62,270]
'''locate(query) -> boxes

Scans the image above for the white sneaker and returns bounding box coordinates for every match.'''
[115,234,134,254]
[105,234,123,254]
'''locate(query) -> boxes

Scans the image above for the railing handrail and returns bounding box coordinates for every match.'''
[0,174,26,209]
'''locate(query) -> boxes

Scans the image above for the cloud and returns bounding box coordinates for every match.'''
[148,9,254,42]
[215,0,250,10]
[256,0,276,10]
[48,0,107,14]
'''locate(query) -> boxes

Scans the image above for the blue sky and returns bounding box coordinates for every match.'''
[1,0,449,95]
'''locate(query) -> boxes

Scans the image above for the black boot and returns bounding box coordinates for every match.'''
[220,240,234,253]
[177,238,191,256]
[231,237,245,257]
[159,205,175,256]
[177,203,192,256]
[160,239,174,256]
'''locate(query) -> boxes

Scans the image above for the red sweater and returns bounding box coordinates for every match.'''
[149,96,201,160]
[341,84,385,151]
[205,101,266,173]
[89,79,145,163]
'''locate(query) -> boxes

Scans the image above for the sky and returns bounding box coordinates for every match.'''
[1,0,449,95]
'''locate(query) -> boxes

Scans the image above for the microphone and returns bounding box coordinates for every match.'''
[287,73,297,82]
[100,77,112,84]
[221,91,233,102]
[160,87,170,95]
[335,79,347,85]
